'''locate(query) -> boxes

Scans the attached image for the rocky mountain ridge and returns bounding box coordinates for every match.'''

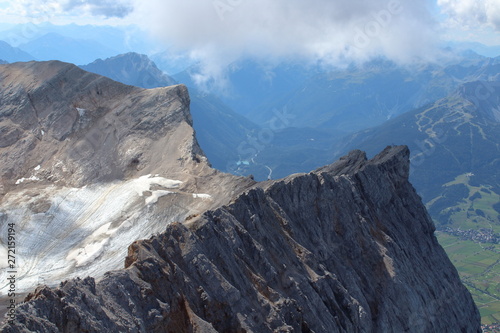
[0,60,202,189]
[1,146,481,332]
[0,61,254,298]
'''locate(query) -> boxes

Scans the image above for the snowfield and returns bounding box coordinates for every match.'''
[0,174,213,294]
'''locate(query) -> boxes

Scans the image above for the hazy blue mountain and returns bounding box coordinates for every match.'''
[81,52,176,88]
[255,55,498,134]
[0,40,35,62]
[188,92,261,170]
[335,78,500,231]
[18,32,118,65]
[447,41,500,58]
[0,23,156,55]
[174,59,313,117]
[176,53,499,137]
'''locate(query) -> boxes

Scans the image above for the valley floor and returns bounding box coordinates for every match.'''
[437,233,500,326]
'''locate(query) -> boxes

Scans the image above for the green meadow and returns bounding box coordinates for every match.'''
[437,233,500,325]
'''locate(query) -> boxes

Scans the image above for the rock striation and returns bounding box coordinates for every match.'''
[1,146,481,332]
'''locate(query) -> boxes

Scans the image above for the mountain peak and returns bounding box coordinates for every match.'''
[0,60,202,189]
[81,52,177,89]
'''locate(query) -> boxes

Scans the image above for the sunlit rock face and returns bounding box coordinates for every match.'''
[0,61,254,296]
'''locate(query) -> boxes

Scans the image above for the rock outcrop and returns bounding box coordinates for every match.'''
[0,60,205,189]
[1,146,481,332]
[0,61,254,297]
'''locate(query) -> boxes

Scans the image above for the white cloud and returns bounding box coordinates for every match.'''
[132,0,440,87]
[2,0,448,87]
[438,0,500,31]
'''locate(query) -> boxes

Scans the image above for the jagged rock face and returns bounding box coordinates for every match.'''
[0,61,254,297]
[2,146,481,332]
[0,60,207,189]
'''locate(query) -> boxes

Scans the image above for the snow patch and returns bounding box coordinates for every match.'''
[66,222,116,267]
[76,108,86,117]
[193,193,212,200]
[34,165,41,171]
[15,176,40,185]
[146,190,174,205]
[0,173,211,294]
[132,174,182,198]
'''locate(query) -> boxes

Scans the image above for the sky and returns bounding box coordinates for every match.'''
[0,0,499,83]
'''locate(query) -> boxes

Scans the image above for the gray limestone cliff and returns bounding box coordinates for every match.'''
[0,60,208,190]
[1,146,481,332]
[0,61,254,303]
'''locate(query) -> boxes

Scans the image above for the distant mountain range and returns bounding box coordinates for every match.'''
[0,23,156,55]
[0,40,35,63]
[18,32,118,65]
[176,54,500,134]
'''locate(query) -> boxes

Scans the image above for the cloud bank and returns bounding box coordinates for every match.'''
[132,0,440,86]
[20,0,498,87]
[438,0,500,31]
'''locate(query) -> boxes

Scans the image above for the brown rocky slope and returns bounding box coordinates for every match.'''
[0,61,254,300]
